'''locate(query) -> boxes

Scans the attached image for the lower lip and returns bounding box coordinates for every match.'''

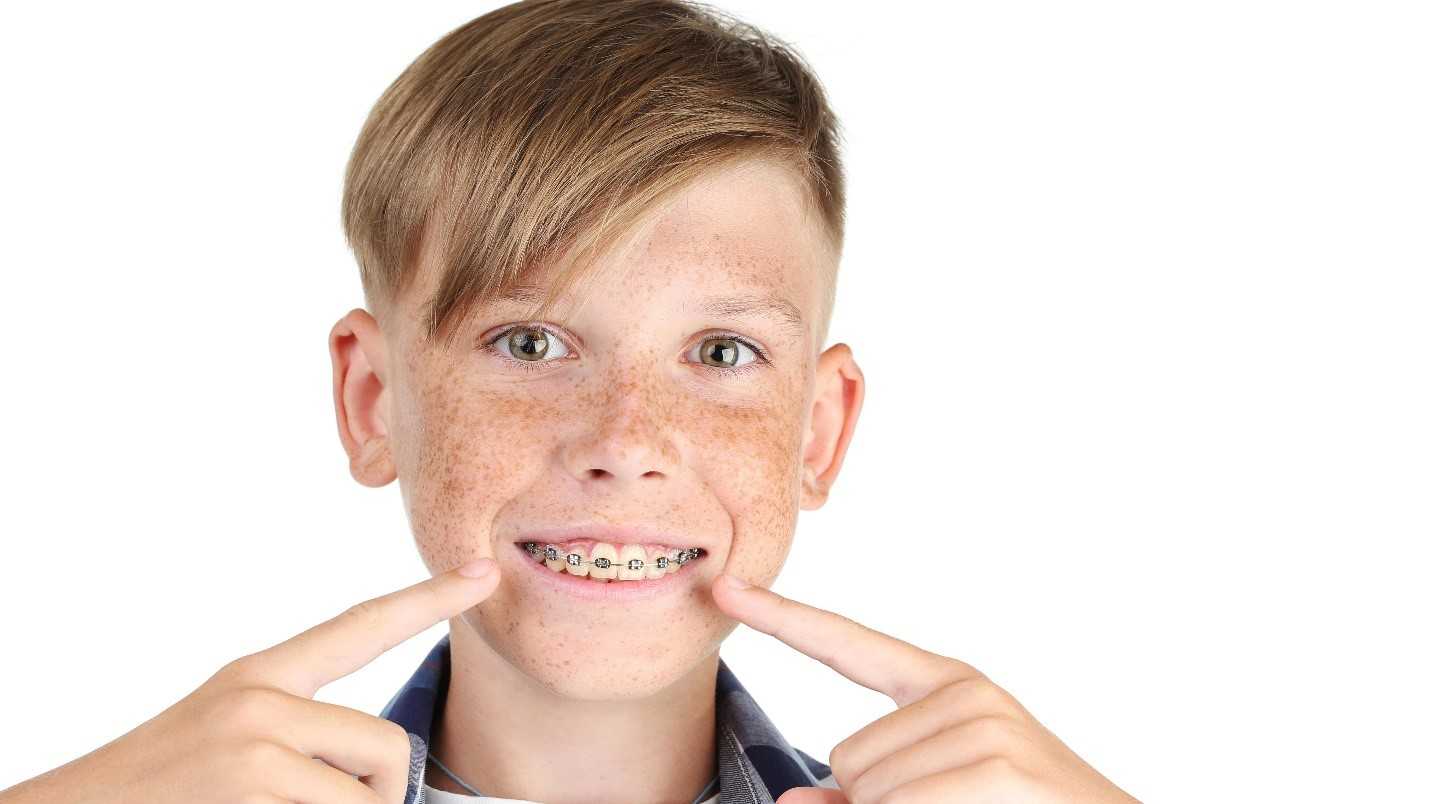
[507,541,707,602]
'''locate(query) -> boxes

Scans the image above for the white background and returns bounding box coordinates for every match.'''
[1,2,1426,801]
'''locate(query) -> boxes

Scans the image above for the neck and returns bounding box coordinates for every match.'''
[429,621,720,803]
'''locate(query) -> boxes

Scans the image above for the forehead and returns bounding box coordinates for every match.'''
[636,158,823,271]
[550,157,827,311]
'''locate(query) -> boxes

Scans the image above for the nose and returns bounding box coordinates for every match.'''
[560,384,680,484]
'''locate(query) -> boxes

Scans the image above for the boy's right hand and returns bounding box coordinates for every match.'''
[0,558,501,804]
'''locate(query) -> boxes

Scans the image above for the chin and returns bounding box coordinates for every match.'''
[463,607,733,702]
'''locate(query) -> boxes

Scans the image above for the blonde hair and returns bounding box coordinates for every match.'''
[341,0,846,351]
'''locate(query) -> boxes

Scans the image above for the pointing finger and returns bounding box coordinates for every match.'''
[713,572,978,707]
[242,558,500,698]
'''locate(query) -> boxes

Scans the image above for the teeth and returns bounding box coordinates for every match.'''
[589,543,619,580]
[644,550,666,580]
[617,544,647,581]
[543,545,566,573]
[565,544,589,577]
[521,541,702,582]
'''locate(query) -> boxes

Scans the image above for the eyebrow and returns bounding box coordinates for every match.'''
[695,292,806,339]
[487,285,806,338]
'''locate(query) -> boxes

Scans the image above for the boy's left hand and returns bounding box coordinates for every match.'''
[712,573,1142,804]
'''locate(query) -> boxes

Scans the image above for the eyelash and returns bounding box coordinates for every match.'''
[481,324,770,377]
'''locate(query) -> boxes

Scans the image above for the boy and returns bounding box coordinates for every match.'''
[0,1,1138,803]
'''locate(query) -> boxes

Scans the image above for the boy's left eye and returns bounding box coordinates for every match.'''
[687,334,765,374]
[482,324,769,376]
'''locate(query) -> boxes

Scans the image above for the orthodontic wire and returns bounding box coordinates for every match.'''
[522,542,704,573]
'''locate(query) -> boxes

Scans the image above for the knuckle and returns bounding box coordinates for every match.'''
[214,686,285,732]
[214,652,278,688]
[944,674,1022,719]
[957,713,1014,751]
[973,754,1024,786]
[235,739,287,776]
[934,656,983,684]
[983,682,1026,719]
[213,655,255,684]
[932,673,980,703]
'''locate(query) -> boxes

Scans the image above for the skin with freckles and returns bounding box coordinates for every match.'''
[328,156,866,803]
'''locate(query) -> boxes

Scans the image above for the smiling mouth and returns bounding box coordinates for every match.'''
[520,541,705,582]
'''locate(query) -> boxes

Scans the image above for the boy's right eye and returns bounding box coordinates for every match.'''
[485,324,573,370]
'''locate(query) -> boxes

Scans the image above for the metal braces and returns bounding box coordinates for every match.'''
[522,541,703,572]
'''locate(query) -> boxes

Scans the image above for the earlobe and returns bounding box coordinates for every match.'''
[798,343,866,510]
[328,308,398,488]
[353,434,396,487]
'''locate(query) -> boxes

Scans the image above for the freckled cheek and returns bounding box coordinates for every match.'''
[396,382,562,568]
[690,402,806,585]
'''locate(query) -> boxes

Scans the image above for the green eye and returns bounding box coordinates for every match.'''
[488,325,572,368]
[699,337,745,368]
[689,333,768,376]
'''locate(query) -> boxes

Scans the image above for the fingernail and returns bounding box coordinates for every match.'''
[457,558,495,578]
[724,573,750,590]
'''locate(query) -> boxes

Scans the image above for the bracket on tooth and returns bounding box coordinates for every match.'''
[521,542,702,571]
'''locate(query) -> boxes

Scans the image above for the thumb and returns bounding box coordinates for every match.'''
[775,787,848,804]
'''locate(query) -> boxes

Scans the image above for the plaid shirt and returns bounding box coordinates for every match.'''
[379,633,838,804]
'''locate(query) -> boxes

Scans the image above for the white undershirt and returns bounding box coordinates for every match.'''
[421,781,721,804]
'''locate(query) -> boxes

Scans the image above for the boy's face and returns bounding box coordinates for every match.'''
[330,157,863,699]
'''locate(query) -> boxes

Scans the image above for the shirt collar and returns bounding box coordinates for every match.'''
[379,633,832,804]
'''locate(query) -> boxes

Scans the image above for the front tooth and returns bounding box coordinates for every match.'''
[589,542,619,580]
[618,544,648,581]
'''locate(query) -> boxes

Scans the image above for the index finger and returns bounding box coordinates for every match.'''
[713,573,980,708]
[238,558,500,698]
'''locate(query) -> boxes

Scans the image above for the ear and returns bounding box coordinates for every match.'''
[799,342,865,510]
[328,308,397,488]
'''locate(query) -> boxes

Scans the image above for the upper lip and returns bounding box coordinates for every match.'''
[510,523,712,553]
